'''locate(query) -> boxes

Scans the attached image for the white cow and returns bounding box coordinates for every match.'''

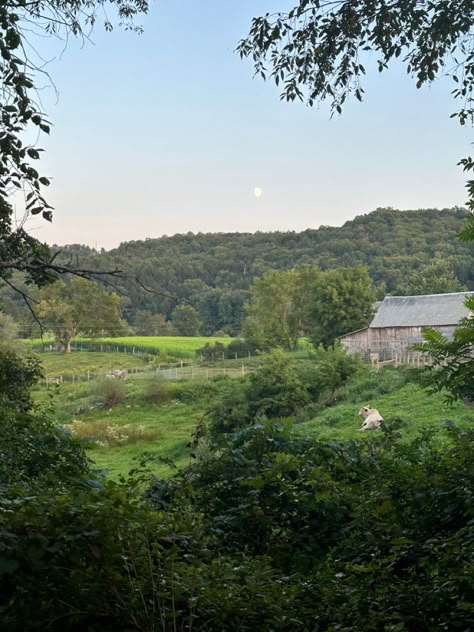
[105,369,129,380]
[357,406,383,431]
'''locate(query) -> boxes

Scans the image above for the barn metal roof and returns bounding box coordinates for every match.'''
[370,292,474,328]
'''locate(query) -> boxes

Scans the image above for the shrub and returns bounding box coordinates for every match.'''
[196,341,226,362]
[297,344,365,404]
[226,338,262,358]
[207,351,309,439]
[143,375,171,404]
[96,378,126,408]
[245,350,310,419]
[173,378,222,404]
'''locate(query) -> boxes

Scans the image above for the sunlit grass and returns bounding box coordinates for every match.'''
[97,336,236,358]
[297,383,474,442]
[35,351,152,378]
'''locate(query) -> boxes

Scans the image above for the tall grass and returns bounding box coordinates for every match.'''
[70,419,162,448]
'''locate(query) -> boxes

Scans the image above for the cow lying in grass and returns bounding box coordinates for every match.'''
[358,406,383,431]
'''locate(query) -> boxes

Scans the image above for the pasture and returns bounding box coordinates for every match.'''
[97,335,235,357]
[297,382,474,443]
[37,351,152,379]
[26,335,237,361]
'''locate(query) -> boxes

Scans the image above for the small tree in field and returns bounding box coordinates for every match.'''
[38,278,125,352]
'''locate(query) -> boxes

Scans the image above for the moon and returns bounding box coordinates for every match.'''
[254,187,263,198]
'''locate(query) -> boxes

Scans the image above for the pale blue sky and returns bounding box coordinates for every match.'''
[26,0,471,249]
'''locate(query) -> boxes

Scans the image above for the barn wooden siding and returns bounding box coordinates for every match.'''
[340,325,456,360]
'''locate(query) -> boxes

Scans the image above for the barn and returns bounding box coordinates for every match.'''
[339,291,474,360]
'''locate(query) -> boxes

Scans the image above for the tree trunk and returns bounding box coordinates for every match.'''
[65,340,72,353]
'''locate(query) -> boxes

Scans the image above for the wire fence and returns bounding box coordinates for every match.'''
[43,363,255,385]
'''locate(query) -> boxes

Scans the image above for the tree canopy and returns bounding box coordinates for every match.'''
[0,0,148,291]
[245,264,375,349]
[238,0,474,232]
[3,207,472,337]
[37,278,125,351]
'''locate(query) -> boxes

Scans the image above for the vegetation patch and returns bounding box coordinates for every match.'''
[69,418,161,448]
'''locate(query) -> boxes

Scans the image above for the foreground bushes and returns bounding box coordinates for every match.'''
[3,350,474,630]
[3,417,474,630]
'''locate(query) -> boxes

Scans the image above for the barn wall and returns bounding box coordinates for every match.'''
[339,329,370,357]
[341,325,457,360]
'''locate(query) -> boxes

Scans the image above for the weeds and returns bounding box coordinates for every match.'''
[70,419,161,448]
[97,379,126,408]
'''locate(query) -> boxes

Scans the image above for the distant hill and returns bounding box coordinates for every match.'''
[7,207,474,336]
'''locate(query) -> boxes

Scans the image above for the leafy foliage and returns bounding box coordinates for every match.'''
[415,295,474,403]
[171,304,201,336]
[397,259,466,296]
[0,352,88,485]
[306,265,375,346]
[38,278,126,351]
[0,0,148,289]
[207,347,363,438]
[237,0,474,122]
[0,351,42,412]
[4,208,473,335]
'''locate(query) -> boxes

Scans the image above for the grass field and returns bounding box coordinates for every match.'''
[97,336,235,357]
[33,362,474,481]
[34,373,211,478]
[297,382,474,443]
[26,335,237,360]
[37,352,152,378]
[80,401,203,479]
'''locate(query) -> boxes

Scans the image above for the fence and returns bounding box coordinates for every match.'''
[369,351,432,369]
[32,341,164,357]
[43,363,254,385]
[31,341,262,363]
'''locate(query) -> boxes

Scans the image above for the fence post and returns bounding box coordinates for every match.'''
[206,369,209,380]
[241,364,245,376]
[87,371,90,381]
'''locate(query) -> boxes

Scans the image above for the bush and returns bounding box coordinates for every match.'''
[143,375,171,404]
[226,339,262,358]
[196,341,226,362]
[207,351,309,439]
[96,379,126,408]
[297,344,365,404]
[172,378,222,404]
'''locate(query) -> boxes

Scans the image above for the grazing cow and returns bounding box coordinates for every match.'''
[357,405,383,431]
[105,369,128,380]
[112,369,128,379]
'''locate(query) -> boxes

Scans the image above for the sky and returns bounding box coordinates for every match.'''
[22,0,472,249]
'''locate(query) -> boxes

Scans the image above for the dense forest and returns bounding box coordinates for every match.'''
[3,207,474,336]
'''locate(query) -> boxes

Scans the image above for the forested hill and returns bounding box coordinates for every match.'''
[62,207,474,334]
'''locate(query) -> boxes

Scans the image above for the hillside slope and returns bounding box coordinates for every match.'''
[6,207,473,335]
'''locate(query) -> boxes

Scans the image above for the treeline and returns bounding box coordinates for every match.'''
[3,207,473,337]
